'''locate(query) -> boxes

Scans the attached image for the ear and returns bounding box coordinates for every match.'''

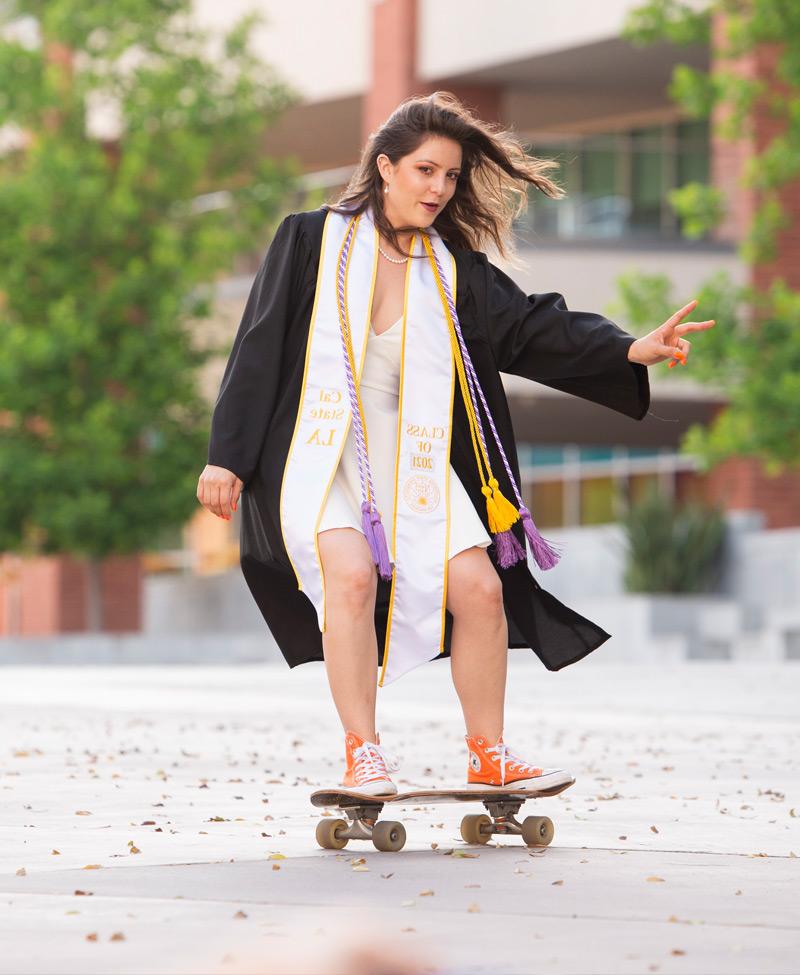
[375,152,391,183]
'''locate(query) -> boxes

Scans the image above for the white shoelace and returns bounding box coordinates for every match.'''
[485,742,542,787]
[353,741,401,784]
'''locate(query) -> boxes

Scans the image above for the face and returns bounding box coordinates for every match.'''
[377,135,462,231]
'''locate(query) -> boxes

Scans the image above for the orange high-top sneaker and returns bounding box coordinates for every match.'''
[465,732,574,792]
[341,730,400,796]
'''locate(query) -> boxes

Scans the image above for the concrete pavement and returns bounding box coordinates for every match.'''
[0,658,797,974]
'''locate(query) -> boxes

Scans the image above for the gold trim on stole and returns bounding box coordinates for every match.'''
[278,210,379,633]
[377,241,457,688]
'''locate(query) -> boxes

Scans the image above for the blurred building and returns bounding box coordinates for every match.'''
[186,0,800,582]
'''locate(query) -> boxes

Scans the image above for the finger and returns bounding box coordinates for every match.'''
[210,483,225,519]
[674,319,715,335]
[196,477,205,504]
[664,298,698,327]
[220,482,233,520]
[231,478,243,512]
[667,339,689,368]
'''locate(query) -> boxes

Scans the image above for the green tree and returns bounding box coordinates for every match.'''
[0,1,302,625]
[609,0,800,473]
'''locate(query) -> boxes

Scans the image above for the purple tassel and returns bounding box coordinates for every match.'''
[492,528,527,569]
[361,500,394,581]
[518,505,563,570]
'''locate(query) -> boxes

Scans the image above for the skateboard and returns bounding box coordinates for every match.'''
[310,778,575,852]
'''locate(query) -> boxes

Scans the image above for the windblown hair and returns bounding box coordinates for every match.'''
[324,90,565,265]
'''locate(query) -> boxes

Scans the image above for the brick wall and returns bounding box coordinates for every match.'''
[0,553,142,636]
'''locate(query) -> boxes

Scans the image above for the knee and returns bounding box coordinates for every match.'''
[449,566,504,619]
[327,561,377,611]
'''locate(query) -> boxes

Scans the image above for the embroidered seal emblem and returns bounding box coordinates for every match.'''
[402,474,440,514]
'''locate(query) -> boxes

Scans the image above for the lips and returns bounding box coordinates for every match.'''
[420,202,438,212]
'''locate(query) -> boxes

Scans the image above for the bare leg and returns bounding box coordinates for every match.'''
[446,546,508,743]
[317,527,379,742]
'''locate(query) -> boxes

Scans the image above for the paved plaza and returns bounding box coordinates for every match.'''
[0,657,797,974]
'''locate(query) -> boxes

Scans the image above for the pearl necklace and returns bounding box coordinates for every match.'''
[378,242,411,264]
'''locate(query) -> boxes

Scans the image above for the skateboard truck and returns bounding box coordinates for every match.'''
[311,783,573,852]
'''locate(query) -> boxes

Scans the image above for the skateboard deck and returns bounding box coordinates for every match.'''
[311,777,575,852]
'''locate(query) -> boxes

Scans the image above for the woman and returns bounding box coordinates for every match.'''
[197,92,714,798]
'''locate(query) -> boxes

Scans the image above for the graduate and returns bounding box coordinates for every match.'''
[198,91,715,797]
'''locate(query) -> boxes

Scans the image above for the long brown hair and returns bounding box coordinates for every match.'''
[324,90,565,265]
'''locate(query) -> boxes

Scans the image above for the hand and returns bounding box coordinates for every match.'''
[627,299,715,368]
[197,464,243,521]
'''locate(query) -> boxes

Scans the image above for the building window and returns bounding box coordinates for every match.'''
[519,442,697,528]
[520,119,709,243]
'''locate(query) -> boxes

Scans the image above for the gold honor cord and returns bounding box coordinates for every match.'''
[421,233,521,537]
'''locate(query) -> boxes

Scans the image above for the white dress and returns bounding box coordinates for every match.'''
[317,314,492,561]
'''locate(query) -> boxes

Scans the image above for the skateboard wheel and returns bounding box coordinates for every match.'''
[371,820,406,852]
[316,818,349,850]
[460,813,492,845]
[521,815,554,847]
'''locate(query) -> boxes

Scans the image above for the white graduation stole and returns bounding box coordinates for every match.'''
[279,206,457,686]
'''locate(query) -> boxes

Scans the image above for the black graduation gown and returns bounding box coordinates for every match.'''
[207,206,651,674]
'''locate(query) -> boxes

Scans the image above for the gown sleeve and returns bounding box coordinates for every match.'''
[478,254,650,421]
[206,212,304,485]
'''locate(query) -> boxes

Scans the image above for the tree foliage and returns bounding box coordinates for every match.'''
[614,0,800,470]
[0,0,302,556]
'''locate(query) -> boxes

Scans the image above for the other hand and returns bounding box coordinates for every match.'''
[197,464,243,521]
[627,299,715,368]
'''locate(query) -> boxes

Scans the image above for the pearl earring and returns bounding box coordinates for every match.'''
[384,184,389,194]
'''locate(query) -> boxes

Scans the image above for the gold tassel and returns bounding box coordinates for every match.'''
[488,477,521,533]
[481,484,502,533]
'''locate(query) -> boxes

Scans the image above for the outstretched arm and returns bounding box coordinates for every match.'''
[478,254,650,420]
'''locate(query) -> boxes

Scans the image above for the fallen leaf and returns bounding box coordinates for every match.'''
[671,949,686,956]
[650,826,659,834]
[381,873,394,879]
[551,880,564,886]
[647,876,666,883]
[451,850,479,858]
[271,864,280,871]
[352,865,369,872]
[75,811,92,816]
[74,890,93,896]
[233,910,248,919]
[467,903,480,913]
[85,933,98,942]
[419,889,435,896]
[267,853,285,860]
[110,932,125,942]
[82,865,102,870]
[15,867,26,877]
